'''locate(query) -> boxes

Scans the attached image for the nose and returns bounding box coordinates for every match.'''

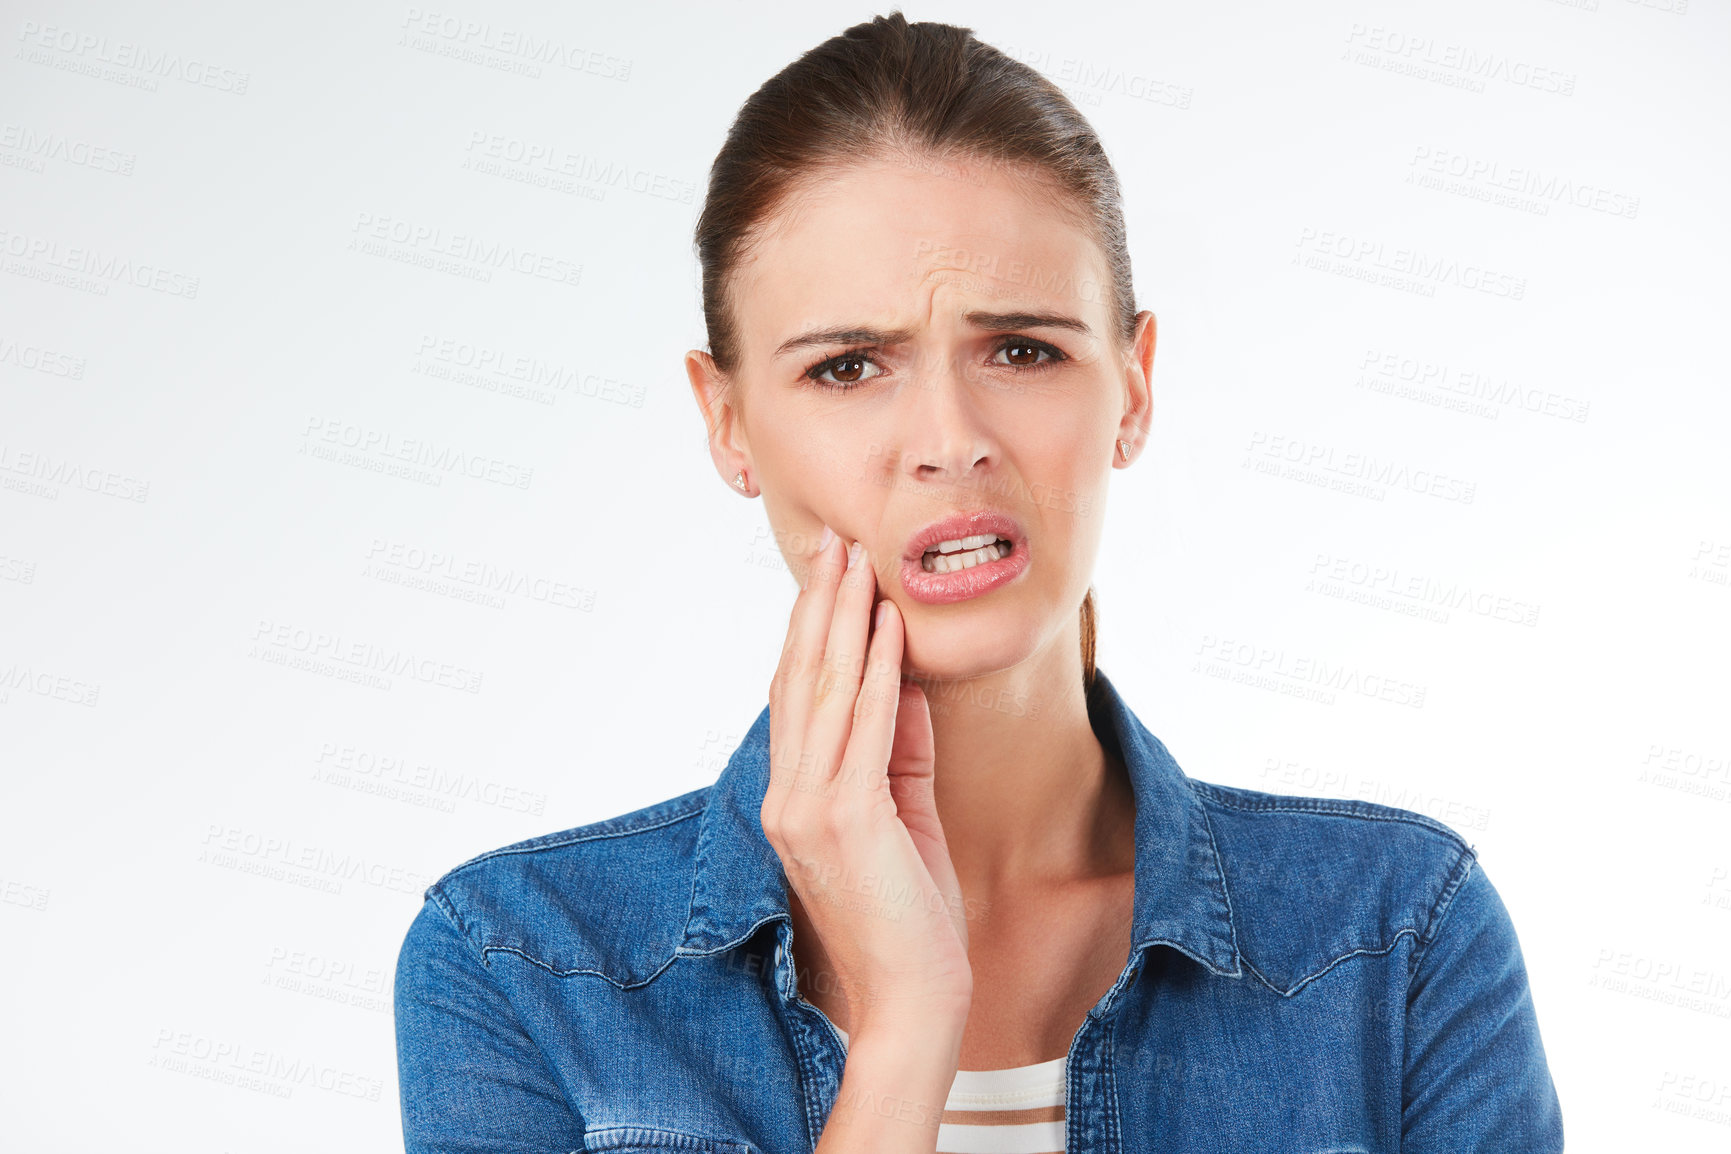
[894,349,997,486]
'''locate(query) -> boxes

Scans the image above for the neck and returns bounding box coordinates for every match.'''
[909,627,1136,908]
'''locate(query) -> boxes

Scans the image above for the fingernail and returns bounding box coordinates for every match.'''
[846,541,863,571]
[818,524,835,553]
[874,601,889,628]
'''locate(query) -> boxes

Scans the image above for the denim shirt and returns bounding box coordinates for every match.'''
[394,668,1564,1153]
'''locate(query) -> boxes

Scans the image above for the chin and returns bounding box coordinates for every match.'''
[899,622,1037,686]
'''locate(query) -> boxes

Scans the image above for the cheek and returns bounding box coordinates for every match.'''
[1017,431,1110,568]
[1020,424,1105,501]
[1011,390,1107,454]
[798,450,867,505]
[776,446,881,542]
[791,418,905,509]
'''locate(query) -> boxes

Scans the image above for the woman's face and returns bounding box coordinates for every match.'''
[689,153,1154,683]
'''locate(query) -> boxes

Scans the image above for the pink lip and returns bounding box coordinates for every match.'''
[899,509,1030,606]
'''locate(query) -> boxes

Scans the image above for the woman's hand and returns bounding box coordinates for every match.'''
[762,526,974,1040]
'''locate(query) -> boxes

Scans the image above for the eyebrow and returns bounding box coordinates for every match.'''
[773,310,1093,359]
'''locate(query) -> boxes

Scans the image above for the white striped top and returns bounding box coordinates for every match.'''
[833,1026,1067,1153]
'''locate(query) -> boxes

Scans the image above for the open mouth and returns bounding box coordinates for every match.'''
[921,534,1014,573]
[899,509,1029,605]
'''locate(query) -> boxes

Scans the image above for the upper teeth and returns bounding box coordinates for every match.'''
[926,533,1005,556]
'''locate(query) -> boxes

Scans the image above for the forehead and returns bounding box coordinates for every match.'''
[733,155,1105,348]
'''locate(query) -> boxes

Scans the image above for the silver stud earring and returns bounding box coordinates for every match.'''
[733,470,749,491]
[1118,440,1131,462]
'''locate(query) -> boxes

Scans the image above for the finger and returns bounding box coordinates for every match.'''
[810,540,878,765]
[779,536,874,840]
[888,676,936,784]
[836,595,904,806]
[766,528,846,819]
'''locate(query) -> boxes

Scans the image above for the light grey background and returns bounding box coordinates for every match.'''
[2,0,1727,1148]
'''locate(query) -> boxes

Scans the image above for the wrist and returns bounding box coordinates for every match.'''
[837,1026,963,1117]
[846,1007,967,1064]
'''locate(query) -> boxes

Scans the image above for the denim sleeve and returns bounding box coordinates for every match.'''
[1402,857,1564,1152]
[395,893,586,1153]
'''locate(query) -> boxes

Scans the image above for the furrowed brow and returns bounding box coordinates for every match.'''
[773,325,918,359]
[962,310,1093,336]
[773,311,1091,359]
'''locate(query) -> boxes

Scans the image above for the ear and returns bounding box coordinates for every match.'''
[686,348,750,488]
[1115,311,1156,466]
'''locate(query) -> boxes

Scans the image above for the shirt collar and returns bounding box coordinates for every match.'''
[680,667,1243,980]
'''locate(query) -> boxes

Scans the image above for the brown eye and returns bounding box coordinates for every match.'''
[829,356,868,383]
[806,350,885,390]
[994,339,1063,369]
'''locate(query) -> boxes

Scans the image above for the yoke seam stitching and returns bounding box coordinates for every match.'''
[1407,843,1479,980]
[1190,783,1470,847]
[1240,927,1424,997]
[440,798,708,881]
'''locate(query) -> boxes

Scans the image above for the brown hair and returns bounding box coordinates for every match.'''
[694,9,1139,693]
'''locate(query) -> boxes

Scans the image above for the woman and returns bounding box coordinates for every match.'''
[394,12,1564,1153]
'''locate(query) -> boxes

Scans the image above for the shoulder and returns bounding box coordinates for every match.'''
[1188,779,1478,997]
[417,785,715,987]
